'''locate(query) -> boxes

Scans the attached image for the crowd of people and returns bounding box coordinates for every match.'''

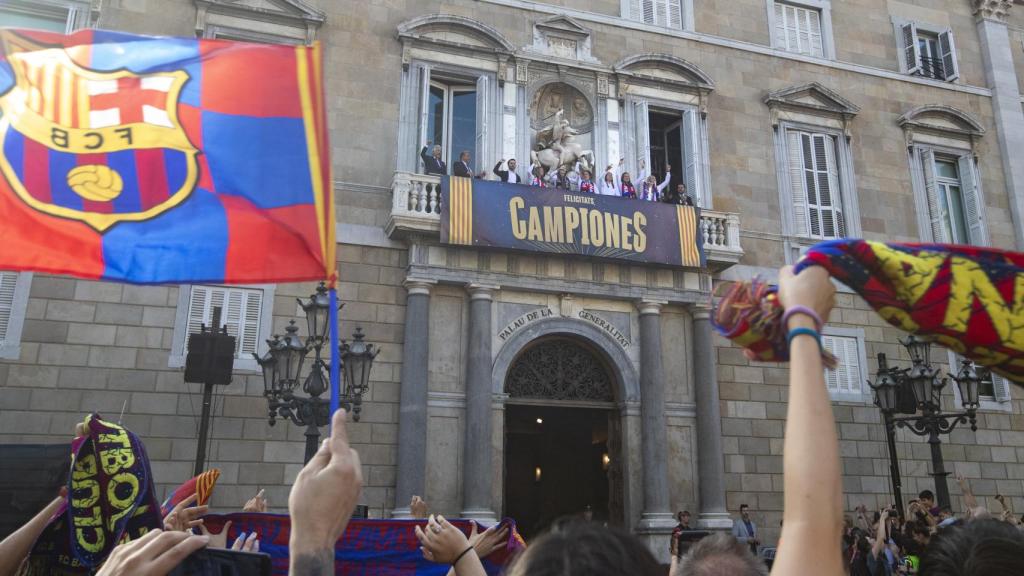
[419,142,697,206]
[2,266,1024,575]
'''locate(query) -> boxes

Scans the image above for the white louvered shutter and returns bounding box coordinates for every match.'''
[921,150,947,243]
[938,29,959,82]
[682,109,700,205]
[994,374,1011,403]
[667,0,682,29]
[642,0,654,24]
[957,155,984,245]
[475,75,489,172]
[415,64,431,154]
[187,286,264,358]
[0,272,17,344]
[807,7,823,58]
[820,134,844,238]
[787,130,809,237]
[823,335,860,396]
[634,99,650,177]
[901,22,921,74]
[630,0,643,22]
[776,3,823,57]
[773,2,786,50]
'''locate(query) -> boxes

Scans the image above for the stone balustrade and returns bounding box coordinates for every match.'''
[386,171,743,269]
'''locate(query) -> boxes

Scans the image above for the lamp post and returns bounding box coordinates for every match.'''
[255,283,380,463]
[867,336,979,511]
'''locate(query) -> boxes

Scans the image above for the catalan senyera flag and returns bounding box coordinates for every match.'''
[714,240,1024,385]
[0,28,335,284]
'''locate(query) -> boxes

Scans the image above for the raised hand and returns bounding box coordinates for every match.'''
[96,530,208,576]
[778,265,835,328]
[243,489,267,513]
[410,495,428,519]
[468,522,509,559]
[415,515,472,564]
[163,494,207,532]
[231,531,260,553]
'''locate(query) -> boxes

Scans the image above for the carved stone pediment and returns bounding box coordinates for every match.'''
[398,13,515,54]
[526,15,599,64]
[898,104,985,152]
[764,82,859,135]
[194,0,324,44]
[614,53,714,91]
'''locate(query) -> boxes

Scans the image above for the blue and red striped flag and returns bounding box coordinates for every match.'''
[0,28,335,284]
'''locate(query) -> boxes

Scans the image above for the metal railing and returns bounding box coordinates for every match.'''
[387,171,743,267]
[919,55,946,80]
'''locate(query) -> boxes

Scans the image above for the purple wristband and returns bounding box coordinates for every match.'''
[782,305,822,331]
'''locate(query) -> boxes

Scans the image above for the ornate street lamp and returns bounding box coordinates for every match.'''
[868,337,979,511]
[255,283,378,463]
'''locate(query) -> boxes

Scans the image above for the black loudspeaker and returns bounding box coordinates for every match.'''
[184,328,236,385]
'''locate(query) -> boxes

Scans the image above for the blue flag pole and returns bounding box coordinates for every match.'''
[329,287,340,430]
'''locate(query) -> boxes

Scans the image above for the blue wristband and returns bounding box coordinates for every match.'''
[787,327,822,351]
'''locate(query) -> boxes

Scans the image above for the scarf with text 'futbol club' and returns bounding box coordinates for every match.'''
[714,239,1024,384]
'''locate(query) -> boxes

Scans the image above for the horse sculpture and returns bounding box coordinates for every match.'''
[530,109,595,177]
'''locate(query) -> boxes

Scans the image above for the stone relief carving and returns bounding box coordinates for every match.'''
[529,84,596,177]
[505,339,614,402]
[971,0,1013,21]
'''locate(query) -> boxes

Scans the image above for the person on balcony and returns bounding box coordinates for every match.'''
[493,159,521,183]
[529,164,547,187]
[598,159,623,196]
[663,182,696,206]
[579,169,595,194]
[619,170,636,199]
[453,150,473,177]
[546,165,572,190]
[640,164,671,202]
[420,143,446,176]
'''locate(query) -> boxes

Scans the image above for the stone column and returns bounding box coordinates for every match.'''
[973,0,1024,249]
[461,284,499,522]
[636,299,674,531]
[691,304,732,529]
[392,278,435,518]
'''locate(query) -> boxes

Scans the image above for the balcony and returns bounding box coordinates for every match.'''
[385,172,744,270]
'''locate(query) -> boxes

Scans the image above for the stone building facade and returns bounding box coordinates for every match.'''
[3,0,1024,558]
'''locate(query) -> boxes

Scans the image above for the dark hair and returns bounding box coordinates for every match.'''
[919,490,935,501]
[921,519,1024,576]
[677,532,768,576]
[739,504,749,511]
[506,521,662,576]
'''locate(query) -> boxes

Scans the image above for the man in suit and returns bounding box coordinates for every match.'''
[493,158,521,183]
[731,504,759,555]
[420,143,446,176]
[453,150,473,177]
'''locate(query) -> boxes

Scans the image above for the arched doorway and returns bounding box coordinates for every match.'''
[502,336,624,538]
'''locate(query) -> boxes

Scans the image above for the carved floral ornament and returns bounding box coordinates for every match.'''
[505,338,614,402]
[971,0,1013,21]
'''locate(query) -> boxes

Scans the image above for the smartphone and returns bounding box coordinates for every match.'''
[168,548,272,576]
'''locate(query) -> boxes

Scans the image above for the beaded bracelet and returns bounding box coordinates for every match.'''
[786,327,823,353]
[782,305,823,332]
[452,545,475,566]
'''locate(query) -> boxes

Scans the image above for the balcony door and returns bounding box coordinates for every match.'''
[427,81,477,173]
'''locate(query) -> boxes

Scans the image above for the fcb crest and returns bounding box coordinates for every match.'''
[0,33,198,232]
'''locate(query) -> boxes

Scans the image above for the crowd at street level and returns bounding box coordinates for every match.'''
[2,267,1023,575]
[420,144,697,206]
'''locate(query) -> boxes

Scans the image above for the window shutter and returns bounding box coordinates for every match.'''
[186,285,264,359]
[642,0,655,24]
[802,133,822,237]
[667,0,682,29]
[475,75,489,172]
[0,272,17,344]
[633,99,650,176]
[682,108,700,206]
[787,130,809,237]
[820,134,844,238]
[993,374,1011,403]
[806,7,823,57]
[938,29,959,82]
[773,2,786,50]
[630,0,642,22]
[241,290,263,356]
[823,335,861,396]
[957,155,984,245]
[415,64,431,155]
[901,22,921,74]
[921,150,947,243]
[822,335,840,392]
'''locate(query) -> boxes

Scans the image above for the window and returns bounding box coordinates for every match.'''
[169,284,275,372]
[0,271,32,360]
[427,81,478,169]
[773,3,822,57]
[627,99,708,207]
[897,21,959,82]
[786,130,846,240]
[0,0,90,33]
[821,329,869,402]
[917,150,984,245]
[948,352,1011,411]
[626,0,683,29]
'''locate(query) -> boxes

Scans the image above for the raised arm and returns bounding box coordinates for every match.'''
[956,473,979,512]
[493,161,505,177]
[657,167,671,193]
[0,493,64,576]
[871,509,888,560]
[771,265,844,576]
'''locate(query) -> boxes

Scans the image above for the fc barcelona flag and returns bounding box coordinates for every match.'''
[0,28,335,284]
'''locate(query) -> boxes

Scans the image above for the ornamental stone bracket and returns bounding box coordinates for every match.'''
[971,0,1013,21]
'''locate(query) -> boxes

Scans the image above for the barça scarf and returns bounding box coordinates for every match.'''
[714,240,1024,383]
[159,468,221,517]
[199,514,527,576]
[21,414,162,574]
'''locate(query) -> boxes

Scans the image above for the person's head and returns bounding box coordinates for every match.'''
[678,510,691,525]
[676,532,768,576]
[533,166,544,178]
[582,169,591,181]
[508,158,517,171]
[739,504,751,521]
[677,183,687,194]
[938,506,953,521]
[603,171,614,184]
[911,522,931,546]
[505,521,662,576]
[921,519,1024,576]
[919,490,935,509]
[558,165,567,176]
[432,145,442,158]
[621,172,631,184]
[460,150,470,163]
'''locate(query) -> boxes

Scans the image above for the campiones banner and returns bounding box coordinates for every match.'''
[440,176,705,268]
